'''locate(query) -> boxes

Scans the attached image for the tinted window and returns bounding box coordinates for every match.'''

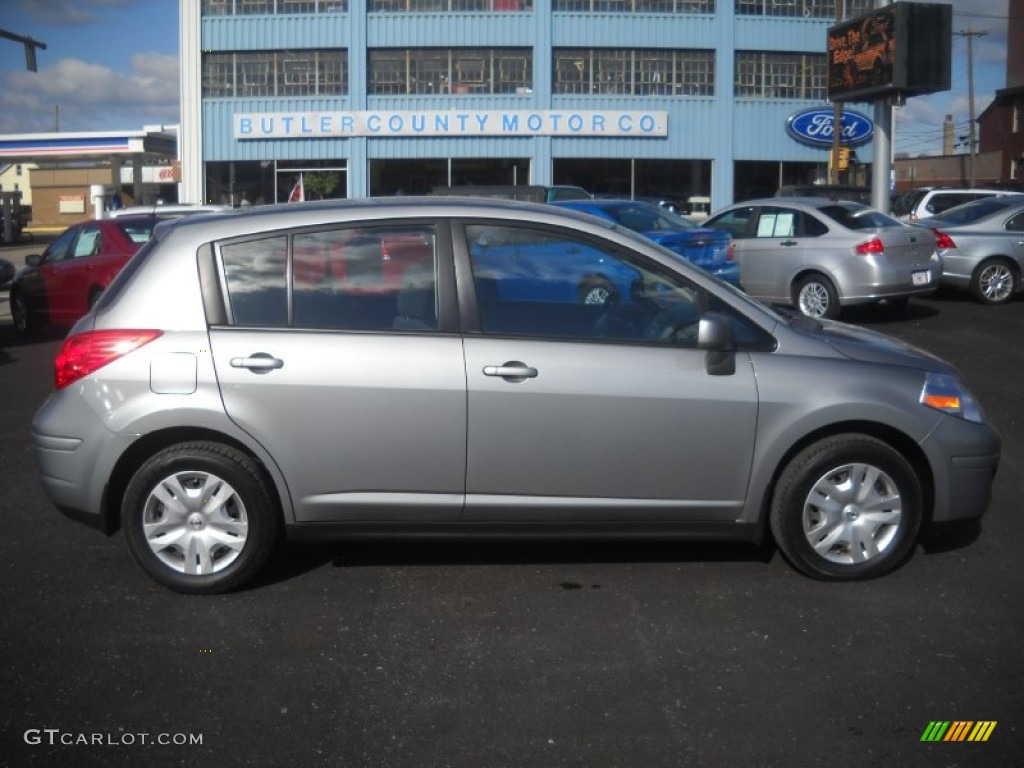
[42,228,77,264]
[292,225,437,331]
[117,220,157,244]
[892,188,928,217]
[1007,212,1024,232]
[222,237,289,327]
[467,223,704,345]
[926,192,993,215]
[220,225,438,331]
[705,207,755,238]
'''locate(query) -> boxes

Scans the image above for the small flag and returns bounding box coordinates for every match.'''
[288,174,304,203]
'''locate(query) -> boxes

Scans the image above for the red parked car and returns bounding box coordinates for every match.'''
[9,216,162,336]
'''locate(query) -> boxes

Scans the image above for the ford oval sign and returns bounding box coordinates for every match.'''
[786,108,873,147]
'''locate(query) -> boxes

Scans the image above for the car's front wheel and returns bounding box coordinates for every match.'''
[794,274,840,319]
[10,290,36,336]
[770,434,922,580]
[970,258,1017,305]
[122,442,279,594]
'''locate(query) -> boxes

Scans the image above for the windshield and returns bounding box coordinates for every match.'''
[928,196,1023,226]
[819,203,901,230]
[603,203,697,232]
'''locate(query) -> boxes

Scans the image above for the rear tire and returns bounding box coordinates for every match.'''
[770,434,922,580]
[970,258,1016,305]
[794,274,840,319]
[122,442,280,594]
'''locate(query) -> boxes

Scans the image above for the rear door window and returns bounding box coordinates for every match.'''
[218,224,438,331]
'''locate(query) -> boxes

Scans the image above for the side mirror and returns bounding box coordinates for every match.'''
[698,311,736,376]
[26,254,43,267]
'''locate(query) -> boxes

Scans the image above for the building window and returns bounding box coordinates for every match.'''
[369,0,533,10]
[734,0,872,18]
[202,0,347,13]
[554,49,714,96]
[1013,102,1023,134]
[202,50,348,97]
[552,0,713,11]
[734,51,825,100]
[368,49,532,95]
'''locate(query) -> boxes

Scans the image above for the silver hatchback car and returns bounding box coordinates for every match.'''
[31,199,999,593]
[703,198,940,319]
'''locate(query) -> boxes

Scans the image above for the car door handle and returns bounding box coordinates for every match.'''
[780,240,799,247]
[483,362,538,380]
[230,353,284,373]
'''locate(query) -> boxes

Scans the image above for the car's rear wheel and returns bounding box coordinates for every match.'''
[970,258,1017,305]
[122,442,279,594]
[770,434,922,580]
[10,290,36,336]
[794,274,840,319]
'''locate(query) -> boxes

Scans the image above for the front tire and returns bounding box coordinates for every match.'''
[794,274,840,319]
[970,258,1017,305]
[770,434,922,580]
[122,442,279,594]
[10,291,36,336]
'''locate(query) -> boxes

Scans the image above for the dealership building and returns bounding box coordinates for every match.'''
[178,0,877,210]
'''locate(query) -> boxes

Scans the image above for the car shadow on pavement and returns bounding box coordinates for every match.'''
[249,538,777,590]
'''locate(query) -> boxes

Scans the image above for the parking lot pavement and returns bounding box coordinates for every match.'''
[1,295,1022,767]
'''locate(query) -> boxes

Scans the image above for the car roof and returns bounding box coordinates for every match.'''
[160,196,612,243]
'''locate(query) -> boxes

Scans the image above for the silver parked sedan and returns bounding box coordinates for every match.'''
[31,198,998,593]
[911,194,1024,305]
[703,198,940,319]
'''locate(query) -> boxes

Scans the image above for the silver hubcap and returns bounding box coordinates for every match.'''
[142,470,249,575]
[798,283,830,317]
[978,264,1014,302]
[802,462,902,565]
[583,285,611,305]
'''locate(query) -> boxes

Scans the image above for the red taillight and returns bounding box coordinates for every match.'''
[933,230,956,249]
[726,238,736,262]
[855,237,884,255]
[54,330,163,390]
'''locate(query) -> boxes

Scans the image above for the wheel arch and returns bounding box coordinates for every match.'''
[760,419,935,531]
[100,426,287,535]
[790,268,842,301]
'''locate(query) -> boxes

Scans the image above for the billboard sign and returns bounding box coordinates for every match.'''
[828,2,952,102]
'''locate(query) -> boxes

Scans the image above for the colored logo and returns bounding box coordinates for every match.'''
[786,108,874,147]
[920,721,997,742]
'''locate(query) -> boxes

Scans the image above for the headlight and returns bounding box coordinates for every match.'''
[920,372,984,424]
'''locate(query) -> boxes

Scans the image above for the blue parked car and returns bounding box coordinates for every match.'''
[554,199,740,287]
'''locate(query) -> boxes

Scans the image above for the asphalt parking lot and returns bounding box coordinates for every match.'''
[1,244,1022,767]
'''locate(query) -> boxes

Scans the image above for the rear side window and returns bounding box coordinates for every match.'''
[117,220,157,244]
[219,225,438,332]
[926,192,994,215]
[222,237,289,327]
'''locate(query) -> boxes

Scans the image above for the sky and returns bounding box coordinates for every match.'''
[0,0,1014,157]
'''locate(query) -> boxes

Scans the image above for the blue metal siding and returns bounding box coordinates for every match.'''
[198,6,872,206]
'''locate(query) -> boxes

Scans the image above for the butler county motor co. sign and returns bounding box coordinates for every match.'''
[234,110,668,139]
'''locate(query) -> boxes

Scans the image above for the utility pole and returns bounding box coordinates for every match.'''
[955,28,988,186]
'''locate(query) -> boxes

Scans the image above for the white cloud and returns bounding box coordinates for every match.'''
[0,53,179,132]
